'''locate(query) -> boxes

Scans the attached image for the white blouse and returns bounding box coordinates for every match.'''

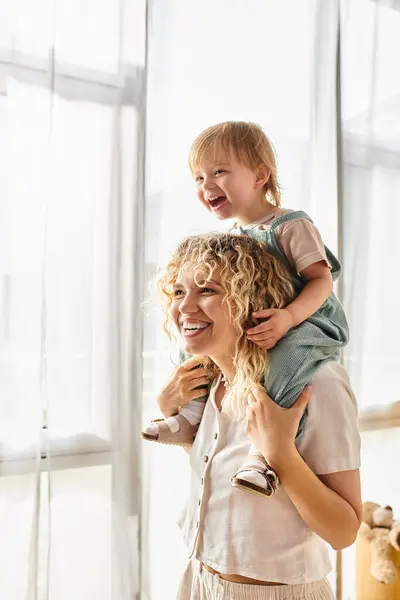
[177,362,361,584]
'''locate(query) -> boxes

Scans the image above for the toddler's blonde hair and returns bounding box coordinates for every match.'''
[189,121,281,207]
[158,232,294,421]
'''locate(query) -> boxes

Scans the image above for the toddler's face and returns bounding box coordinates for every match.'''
[192,151,263,224]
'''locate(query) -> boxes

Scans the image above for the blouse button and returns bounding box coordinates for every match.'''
[214,433,218,440]
[201,477,204,485]
[198,499,201,506]
[204,455,209,463]
[196,521,199,528]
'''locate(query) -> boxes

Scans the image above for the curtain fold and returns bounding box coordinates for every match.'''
[340,1,400,598]
[0,0,146,598]
[341,0,400,410]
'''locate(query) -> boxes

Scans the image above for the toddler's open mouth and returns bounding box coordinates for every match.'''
[209,196,227,210]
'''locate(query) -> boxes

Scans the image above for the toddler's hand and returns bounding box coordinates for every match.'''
[246,308,294,349]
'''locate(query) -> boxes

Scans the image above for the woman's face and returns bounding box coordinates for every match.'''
[170,263,239,360]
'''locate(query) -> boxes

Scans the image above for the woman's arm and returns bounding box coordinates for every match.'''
[246,384,362,550]
[272,450,361,550]
[155,357,210,455]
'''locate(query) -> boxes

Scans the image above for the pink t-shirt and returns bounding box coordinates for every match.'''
[243,208,330,275]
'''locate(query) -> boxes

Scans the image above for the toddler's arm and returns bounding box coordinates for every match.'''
[285,260,333,325]
[248,216,334,350]
[247,262,332,349]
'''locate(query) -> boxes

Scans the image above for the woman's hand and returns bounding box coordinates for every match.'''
[157,356,211,417]
[245,384,312,469]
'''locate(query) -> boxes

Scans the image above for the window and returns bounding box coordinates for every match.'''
[340,1,400,597]
[0,1,145,597]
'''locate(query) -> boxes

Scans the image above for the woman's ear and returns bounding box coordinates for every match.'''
[254,165,270,189]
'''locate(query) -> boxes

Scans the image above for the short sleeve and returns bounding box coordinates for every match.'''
[298,362,361,474]
[275,218,330,275]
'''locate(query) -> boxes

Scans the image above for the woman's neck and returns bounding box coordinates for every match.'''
[209,354,235,386]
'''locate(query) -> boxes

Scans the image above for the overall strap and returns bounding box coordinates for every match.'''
[240,210,342,281]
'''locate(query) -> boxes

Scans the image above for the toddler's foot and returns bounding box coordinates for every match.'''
[231,455,280,498]
[141,413,198,447]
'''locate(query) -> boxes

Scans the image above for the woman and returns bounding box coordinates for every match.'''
[155,232,361,600]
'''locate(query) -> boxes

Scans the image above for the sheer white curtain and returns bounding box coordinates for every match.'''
[340,1,400,598]
[341,0,400,412]
[0,1,145,598]
[142,1,339,598]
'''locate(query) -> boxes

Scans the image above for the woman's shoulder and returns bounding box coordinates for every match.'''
[311,360,351,383]
[308,361,358,417]
[299,362,361,474]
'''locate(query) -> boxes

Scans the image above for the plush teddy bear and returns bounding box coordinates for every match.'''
[358,501,400,584]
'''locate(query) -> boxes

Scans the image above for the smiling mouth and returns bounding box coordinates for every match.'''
[208,196,227,210]
[182,322,211,338]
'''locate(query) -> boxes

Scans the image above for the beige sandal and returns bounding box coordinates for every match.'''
[141,413,198,447]
[231,457,280,498]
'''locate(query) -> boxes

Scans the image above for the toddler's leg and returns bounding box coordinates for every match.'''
[231,442,280,498]
[141,399,206,447]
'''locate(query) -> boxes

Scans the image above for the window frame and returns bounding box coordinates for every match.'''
[0,46,146,475]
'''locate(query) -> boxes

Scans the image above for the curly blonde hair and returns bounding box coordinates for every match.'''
[189,121,281,207]
[158,233,294,421]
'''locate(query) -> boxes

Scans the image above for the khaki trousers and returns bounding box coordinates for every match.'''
[176,560,335,600]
